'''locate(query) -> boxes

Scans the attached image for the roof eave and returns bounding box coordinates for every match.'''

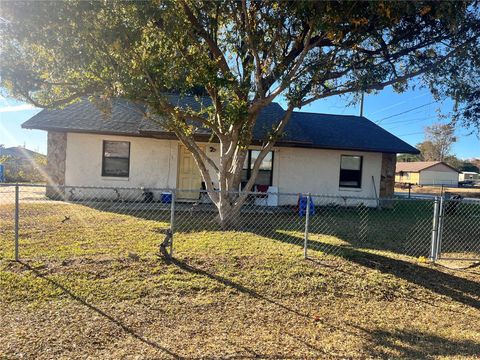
[23,125,420,155]
[22,125,148,138]
[272,140,419,154]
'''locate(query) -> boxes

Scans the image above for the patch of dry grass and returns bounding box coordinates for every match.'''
[1,203,479,359]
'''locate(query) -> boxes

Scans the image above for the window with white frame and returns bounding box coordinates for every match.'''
[102,140,130,177]
[339,155,362,188]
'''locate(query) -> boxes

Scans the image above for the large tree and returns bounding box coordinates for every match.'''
[1,1,479,225]
[418,123,457,161]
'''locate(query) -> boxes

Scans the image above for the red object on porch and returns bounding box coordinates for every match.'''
[256,185,269,193]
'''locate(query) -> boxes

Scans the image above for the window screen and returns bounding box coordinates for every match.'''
[339,155,362,188]
[102,141,130,177]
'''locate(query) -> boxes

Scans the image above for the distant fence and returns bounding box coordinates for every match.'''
[0,184,479,264]
[395,182,480,200]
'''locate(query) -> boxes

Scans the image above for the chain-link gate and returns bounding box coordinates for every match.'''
[434,197,480,262]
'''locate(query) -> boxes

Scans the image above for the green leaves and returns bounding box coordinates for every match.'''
[1,1,479,123]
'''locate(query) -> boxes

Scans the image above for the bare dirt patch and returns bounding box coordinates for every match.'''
[0,184,48,205]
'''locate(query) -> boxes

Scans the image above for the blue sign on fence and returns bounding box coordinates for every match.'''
[0,164,4,182]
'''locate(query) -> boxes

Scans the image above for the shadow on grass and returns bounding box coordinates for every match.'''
[26,197,480,310]
[354,326,480,359]
[81,201,480,310]
[80,198,479,258]
[223,340,314,360]
[171,257,312,321]
[18,261,184,360]
[269,231,480,310]
[82,200,435,256]
[172,257,480,359]
[16,254,480,359]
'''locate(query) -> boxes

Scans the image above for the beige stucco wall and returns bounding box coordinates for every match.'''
[65,133,178,188]
[273,147,382,205]
[63,132,382,205]
[64,133,221,199]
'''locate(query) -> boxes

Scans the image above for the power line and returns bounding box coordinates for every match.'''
[386,119,434,131]
[383,116,436,126]
[386,116,450,131]
[380,107,441,123]
[384,116,435,126]
[395,131,425,137]
[375,101,436,124]
[369,92,429,116]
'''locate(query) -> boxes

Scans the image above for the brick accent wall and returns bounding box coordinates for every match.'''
[380,153,396,198]
[46,132,67,199]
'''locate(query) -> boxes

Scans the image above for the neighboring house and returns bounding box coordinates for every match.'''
[0,146,41,160]
[0,146,46,182]
[22,96,418,205]
[459,171,479,182]
[395,161,460,187]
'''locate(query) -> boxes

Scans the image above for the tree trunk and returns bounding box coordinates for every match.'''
[172,108,293,228]
[215,193,242,230]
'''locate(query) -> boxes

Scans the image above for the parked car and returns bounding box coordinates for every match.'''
[459,180,474,188]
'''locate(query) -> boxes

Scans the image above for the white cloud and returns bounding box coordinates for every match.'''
[0,104,38,113]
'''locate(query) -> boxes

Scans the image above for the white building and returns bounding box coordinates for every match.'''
[396,161,460,187]
[22,96,419,204]
[459,171,479,182]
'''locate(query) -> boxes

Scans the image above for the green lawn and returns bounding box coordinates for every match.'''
[1,202,479,359]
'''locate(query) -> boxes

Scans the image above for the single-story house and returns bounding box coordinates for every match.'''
[22,96,418,205]
[459,171,479,182]
[395,161,460,187]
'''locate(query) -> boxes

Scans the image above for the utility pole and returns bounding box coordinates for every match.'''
[360,92,365,117]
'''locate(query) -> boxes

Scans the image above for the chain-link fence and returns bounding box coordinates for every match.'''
[437,197,480,261]
[395,181,480,198]
[0,184,479,265]
[307,194,436,259]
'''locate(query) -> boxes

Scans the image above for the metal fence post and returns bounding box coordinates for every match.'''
[14,184,19,261]
[169,190,176,257]
[430,196,439,262]
[304,193,310,259]
[436,196,445,260]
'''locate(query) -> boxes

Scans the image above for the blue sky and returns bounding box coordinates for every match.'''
[0,88,479,159]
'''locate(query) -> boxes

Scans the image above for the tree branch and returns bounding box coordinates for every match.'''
[235,105,294,207]
[22,90,91,109]
[180,0,243,99]
[250,27,316,113]
[174,127,219,203]
[300,35,478,107]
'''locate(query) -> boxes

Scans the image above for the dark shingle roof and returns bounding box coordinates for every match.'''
[277,112,419,154]
[22,99,146,135]
[22,96,419,154]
